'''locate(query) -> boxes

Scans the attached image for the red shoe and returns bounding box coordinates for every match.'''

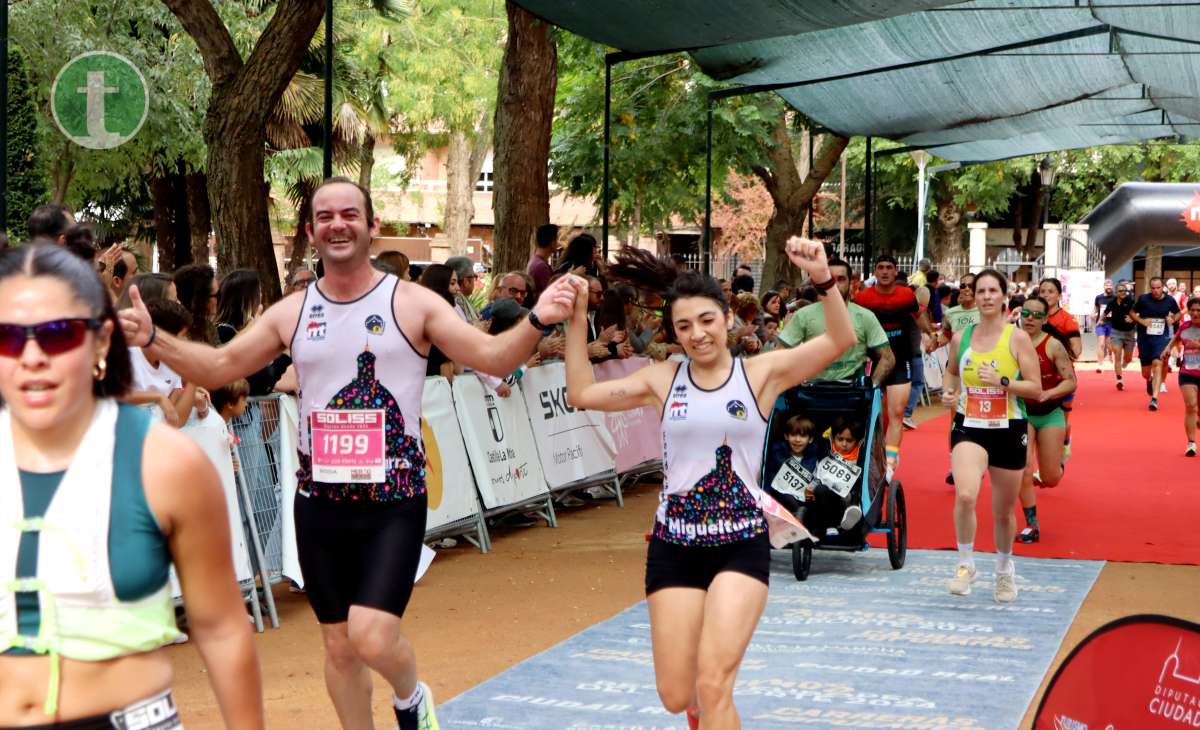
[687,708,700,730]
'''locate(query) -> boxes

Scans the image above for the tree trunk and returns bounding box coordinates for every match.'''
[492,0,556,276]
[629,191,642,250]
[929,182,964,265]
[187,172,211,265]
[1022,179,1044,256]
[444,131,482,256]
[163,0,327,303]
[289,182,314,274]
[51,141,75,204]
[750,112,848,293]
[358,133,375,191]
[151,175,178,272]
[1145,244,1163,287]
[169,168,192,268]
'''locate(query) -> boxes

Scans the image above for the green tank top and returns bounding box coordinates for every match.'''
[5,405,170,656]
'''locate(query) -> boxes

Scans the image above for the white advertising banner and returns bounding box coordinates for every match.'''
[1060,269,1106,317]
[923,345,947,391]
[180,411,254,584]
[277,396,304,587]
[519,361,617,488]
[592,357,661,473]
[421,376,485,531]
[453,373,549,509]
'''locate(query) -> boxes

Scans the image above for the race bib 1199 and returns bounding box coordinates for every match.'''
[310,408,386,483]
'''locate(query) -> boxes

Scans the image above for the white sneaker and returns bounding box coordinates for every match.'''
[948,563,978,596]
[1161,383,1169,394]
[902,417,917,430]
[994,571,1018,603]
[839,505,863,530]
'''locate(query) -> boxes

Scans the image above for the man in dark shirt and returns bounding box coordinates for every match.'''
[1104,281,1137,390]
[855,255,932,479]
[1132,276,1181,410]
[1092,279,1115,374]
[526,223,558,301]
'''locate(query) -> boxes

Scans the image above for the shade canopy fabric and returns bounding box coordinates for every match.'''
[517,0,1200,162]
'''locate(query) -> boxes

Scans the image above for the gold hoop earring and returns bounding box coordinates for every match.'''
[93,359,107,381]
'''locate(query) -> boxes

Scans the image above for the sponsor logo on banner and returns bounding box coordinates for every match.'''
[306,321,326,341]
[485,394,504,442]
[726,399,747,420]
[1181,190,1200,236]
[538,386,577,420]
[365,314,385,334]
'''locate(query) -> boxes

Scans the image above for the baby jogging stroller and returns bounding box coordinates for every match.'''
[760,379,907,580]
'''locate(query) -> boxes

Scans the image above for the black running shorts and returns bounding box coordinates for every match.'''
[950,414,1028,471]
[644,531,770,595]
[294,491,428,623]
[1180,372,1200,389]
[881,357,913,387]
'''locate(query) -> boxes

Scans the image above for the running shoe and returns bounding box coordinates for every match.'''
[948,564,978,596]
[994,571,1018,603]
[1150,398,1159,412]
[885,455,898,484]
[902,417,918,431]
[1018,526,1040,544]
[1095,366,1102,373]
[687,708,700,730]
[1117,377,1124,391]
[1161,383,1169,394]
[839,505,863,531]
[1186,442,1197,457]
[945,472,955,486]
[395,682,440,730]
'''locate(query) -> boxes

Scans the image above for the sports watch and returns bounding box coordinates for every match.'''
[999,376,1011,388]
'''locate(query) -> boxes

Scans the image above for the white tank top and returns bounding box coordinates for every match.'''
[654,358,768,546]
[290,274,428,501]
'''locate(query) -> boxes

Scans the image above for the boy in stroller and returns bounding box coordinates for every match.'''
[767,414,866,538]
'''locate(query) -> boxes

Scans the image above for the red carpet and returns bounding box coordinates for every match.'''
[877,370,1200,565]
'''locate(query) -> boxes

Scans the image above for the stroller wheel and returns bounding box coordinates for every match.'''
[887,481,908,570]
[792,542,812,581]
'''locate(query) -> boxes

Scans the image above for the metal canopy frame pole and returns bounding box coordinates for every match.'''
[864,136,873,267]
[1,0,8,232]
[703,96,713,276]
[602,56,612,259]
[322,0,334,179]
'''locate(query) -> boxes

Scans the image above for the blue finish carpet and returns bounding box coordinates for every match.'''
[438,549,1102,729]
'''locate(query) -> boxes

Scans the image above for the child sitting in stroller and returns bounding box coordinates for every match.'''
[768,414,865,538]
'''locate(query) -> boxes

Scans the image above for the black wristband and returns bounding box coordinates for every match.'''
[527,310,553,336]
[145,324,158,348]
[812,275,836,292]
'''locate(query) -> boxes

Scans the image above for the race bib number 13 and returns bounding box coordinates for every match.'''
[310,409,386,483]
[964,386,1008,429]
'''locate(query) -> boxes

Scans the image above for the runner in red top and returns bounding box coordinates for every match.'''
[1160,296,1200,456]
[855,255,932,480]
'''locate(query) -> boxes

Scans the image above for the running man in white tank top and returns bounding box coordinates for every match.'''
[119,177,582,730]
[565,238,856,730]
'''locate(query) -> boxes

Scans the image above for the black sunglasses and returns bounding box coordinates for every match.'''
[0,318,102,358]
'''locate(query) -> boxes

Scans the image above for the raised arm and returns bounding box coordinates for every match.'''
[564,283,663,412]
[119,285,291,390]
[424,276,579,377]
[748,238,855,409]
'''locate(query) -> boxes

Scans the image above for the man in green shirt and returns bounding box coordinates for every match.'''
[778,257,896,385]
[933,272,980,350]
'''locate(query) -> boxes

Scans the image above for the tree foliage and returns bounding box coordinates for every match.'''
[4,48,46,236]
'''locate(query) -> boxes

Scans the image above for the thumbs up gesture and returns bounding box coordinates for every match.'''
[118,284,155,347]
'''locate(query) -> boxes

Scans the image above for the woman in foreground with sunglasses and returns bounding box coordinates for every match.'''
[941,269,1042,603]
[1014,296,1077,544]
[0,244,262,729]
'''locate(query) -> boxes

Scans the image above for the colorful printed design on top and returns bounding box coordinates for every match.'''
[298,349,425,501]
[654,443,765,546]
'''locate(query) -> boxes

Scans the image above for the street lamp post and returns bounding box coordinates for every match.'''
[1038,156,1057,269]
[911,149,932,263]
